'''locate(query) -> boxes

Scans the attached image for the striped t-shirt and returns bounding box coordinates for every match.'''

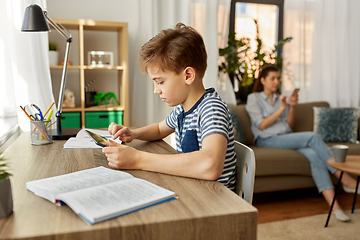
[165,88,236,190]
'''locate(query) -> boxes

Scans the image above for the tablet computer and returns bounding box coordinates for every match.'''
[85,130,109,147]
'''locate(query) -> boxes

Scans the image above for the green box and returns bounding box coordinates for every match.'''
[61,112,81,128]
[85,111,123,128]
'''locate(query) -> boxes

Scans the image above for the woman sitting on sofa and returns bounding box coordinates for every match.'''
[245,64,359,222]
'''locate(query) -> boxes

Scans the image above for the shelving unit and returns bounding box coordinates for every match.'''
[49,19,129,128]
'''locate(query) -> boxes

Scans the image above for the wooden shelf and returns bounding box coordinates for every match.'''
[49,19,129,128]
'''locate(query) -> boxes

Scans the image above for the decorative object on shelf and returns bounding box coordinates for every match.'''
[63,89,75,108]
[0,154,13,218]
[85,78,97,107]
[22,4,80,140]
[88,51,113,67]
[48,42,58,66]
[219,19,292,104]
[62,60,72,66]
[94,92,119,107]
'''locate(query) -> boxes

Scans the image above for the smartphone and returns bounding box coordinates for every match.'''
[85,130,109,147]
[292,88,300,95]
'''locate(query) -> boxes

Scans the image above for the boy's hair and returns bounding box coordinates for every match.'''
[139,23,207,79]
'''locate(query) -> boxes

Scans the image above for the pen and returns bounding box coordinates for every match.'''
[43,102,55,118]
[20,106,50,141]
[46,109,53,121]
[45,109,53,127]
[31,104,44,121]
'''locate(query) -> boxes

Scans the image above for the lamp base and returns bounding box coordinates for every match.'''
[51,128,80,140]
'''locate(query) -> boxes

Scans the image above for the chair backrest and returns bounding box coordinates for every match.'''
[234,141,256,204]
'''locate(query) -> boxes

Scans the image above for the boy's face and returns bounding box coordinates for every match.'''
[148,66,188,107]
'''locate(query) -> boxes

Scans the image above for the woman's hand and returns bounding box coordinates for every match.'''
[102,140,140,169]
[280,95,288,109]
[108,122,135,143]
[288,91,299,106]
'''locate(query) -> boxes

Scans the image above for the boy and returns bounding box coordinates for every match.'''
[103,23,236,190]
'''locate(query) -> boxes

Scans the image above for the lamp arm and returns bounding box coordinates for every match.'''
[44,12,71,41]
[57,40,71,113]
[44,13,72,132]
[55,37,71,133]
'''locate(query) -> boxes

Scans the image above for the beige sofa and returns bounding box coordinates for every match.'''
[228,101,360,193]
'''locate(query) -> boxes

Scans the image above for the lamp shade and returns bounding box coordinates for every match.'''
[21,4,50,32]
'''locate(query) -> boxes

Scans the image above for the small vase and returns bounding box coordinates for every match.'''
[239,84,254,104]
[0,178,13,218]
[48,50,59,66]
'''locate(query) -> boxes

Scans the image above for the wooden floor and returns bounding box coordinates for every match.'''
[253,187,360,224]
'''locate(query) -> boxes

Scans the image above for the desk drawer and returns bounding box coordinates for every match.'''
[61,112,81,128]
[85,111,123,128]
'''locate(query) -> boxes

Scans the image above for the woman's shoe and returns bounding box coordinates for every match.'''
[343,185,360,194]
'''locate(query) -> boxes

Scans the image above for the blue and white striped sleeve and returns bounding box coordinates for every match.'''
[166,107,178,129]
[199,99,230,142]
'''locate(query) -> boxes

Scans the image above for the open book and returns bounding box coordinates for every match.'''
[63,128,121,149]
[26,167,176,225]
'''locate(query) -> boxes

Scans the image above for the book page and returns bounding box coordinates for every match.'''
[56,178,176,224]
[63,128,121,148]
[76,128,112,139]
[26,167,133,203]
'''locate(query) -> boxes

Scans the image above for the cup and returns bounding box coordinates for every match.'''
[329,145,348,163]
[30,120,52,145]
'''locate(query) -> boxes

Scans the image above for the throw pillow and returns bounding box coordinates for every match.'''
[313,107,359,143]
[228,107,246,144]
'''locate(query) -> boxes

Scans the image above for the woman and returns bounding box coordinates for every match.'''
[246,65,359,222]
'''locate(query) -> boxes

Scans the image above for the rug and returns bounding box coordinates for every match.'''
[257,210,360,240]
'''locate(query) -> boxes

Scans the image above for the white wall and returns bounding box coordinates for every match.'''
[47,0,154,127]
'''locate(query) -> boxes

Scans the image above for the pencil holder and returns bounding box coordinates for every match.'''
[30,120,52,145]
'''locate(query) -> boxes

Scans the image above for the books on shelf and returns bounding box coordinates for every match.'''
[26,166,176,225]
[63,128,121,149]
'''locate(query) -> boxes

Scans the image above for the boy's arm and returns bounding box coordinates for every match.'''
[133,120,174,141]
[111,120,174,142]
[103,133,227,181]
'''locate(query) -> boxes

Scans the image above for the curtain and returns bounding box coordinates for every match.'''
[282,0,360,107]
[0,0,55,131]
[215,0,236,105]
[132,0,232,127]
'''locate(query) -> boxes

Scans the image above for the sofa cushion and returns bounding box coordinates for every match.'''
[227,104,254,145]
[228,107,246,144]
[313,107,359,143]
[292,101,329,132]
[251,147,312,177]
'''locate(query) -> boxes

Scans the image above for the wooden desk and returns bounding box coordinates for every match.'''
[325,156,360,227]
[0,132,257,239]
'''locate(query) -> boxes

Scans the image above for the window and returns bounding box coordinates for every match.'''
[229,0,284,57]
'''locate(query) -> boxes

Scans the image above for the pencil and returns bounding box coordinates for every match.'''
[20,106,50,141]
[43,102,55,118]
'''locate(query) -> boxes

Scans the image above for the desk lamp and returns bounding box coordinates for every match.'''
[22,4,80,140]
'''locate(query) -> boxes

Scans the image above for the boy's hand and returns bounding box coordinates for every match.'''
[108,122,135,143]
[102,140,140,169]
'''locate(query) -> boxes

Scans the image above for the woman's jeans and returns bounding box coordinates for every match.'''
[256,132,337,192]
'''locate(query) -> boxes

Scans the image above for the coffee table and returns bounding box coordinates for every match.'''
[325,155,360,227]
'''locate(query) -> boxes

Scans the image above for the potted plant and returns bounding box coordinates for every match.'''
[48,42,59,66]
[0,154,13,218]
[219,19,292,104]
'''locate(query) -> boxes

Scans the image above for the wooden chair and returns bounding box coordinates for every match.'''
[234,141,256,204]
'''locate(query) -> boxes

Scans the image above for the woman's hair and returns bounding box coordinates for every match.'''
[252,65,279,92]
[139,23,207,79]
